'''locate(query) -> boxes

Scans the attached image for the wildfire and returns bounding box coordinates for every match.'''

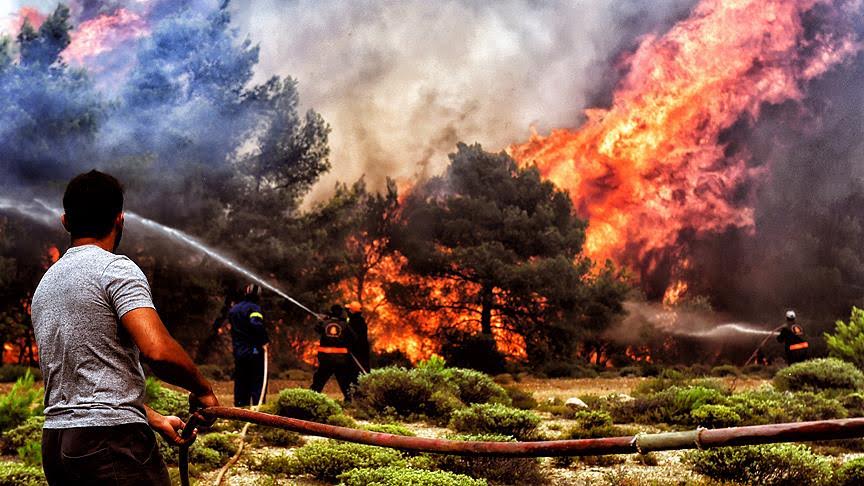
[510,0,861,294]
[63,8,149,66]
[3,7,45,35]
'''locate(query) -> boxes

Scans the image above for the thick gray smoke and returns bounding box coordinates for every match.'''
[229,0,698,203]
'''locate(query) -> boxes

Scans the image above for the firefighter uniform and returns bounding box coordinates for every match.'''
[229,299,269,407]
[777,322,809,364]
[311,308,357,401]
[346,304,370,390]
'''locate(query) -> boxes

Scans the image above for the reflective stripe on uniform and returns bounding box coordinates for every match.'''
[788,342,809,351]
[249,312,264,320]
[318,347,349,354]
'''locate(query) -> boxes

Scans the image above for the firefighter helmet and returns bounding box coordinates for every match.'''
[243,284,262,301]
[786,310,796,321]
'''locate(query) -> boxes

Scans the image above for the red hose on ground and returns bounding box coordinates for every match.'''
[179,410,864,485]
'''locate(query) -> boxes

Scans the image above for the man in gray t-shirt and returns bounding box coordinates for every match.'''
[31,170,219,485]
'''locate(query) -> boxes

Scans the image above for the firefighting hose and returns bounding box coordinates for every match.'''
[179,411,864,486]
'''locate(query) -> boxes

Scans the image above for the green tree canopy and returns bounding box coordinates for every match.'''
[390,142,628,364]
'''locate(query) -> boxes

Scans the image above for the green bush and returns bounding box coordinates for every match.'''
[273,388,342,423]
[837,457,864,486]
[0,366,41,383]
[842,392,864,416]
[144,378,188,419]
[267,440,404,481]
[339,466,486,486]
[503,386,536,410]
[625,385,726,425]
[1,416,43,454]
[574,410,613,430]
[447,368,510,406]
[690,404,740,428]
[825,306,864,370]
[632,369,688,395]
[0,370,43,431]
[189,445,223,470]
[353,367,438,419]
[774,358,864,393]
[710,365,741,377]
[198,432,239,458]
[688,444,832,485]
[252,426,304,447]
[448,403,540,440]
[360,423,416,436]
[422,433,544,484]
[17,440,41,467]
[0,461,45,486]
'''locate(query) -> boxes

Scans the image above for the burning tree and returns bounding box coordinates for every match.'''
[389,143,628,367]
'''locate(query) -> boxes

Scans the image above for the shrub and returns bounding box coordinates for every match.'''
[353,367,438,419]
[198,433,239,458]
[632,370,688,395]
[504,386,537,410]
[144,378,188,419]
[690,404,740,428]
[710,365,741,377]
[837,457,864,486]
[252,426,303,447]
[275,440,404,481]
[273,388,342,423]
[574,410,613,430]
[688,444,832,486]
[339,466,486,486]
[447,368,510,406]
[0,366,41,383]
[190,445,223,470]
[0,461,45,486]
[425,433,545,484]
[774,358,864,393]
[842,392,864,416]
[1,416,44,454]
[625,385,726,425]
[0,371,42,431]
[360,423,415,436]
[17,440,41,467]
[448,403,540,440]
[825,306,864,370]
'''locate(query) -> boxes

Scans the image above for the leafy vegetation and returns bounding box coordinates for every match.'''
[0,461,45,486]
[339,466,486,486]
[273,388,345,423]
[144,377,188,419]
[448,403,540,440]
[774,358,864,393]
[825,307,864,370]
[253,440,403,482]
[423,433,546,484]
[688,444,833,486]
[0,371,42,432]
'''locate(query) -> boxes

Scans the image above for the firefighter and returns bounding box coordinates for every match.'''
[346,301,370,384]
[777,310,809,364]
[229,284,270,407]
[311,304,357,401]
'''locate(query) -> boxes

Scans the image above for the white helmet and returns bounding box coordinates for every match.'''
[786,310,797,321]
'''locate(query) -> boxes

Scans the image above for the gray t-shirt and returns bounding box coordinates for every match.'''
[31,245,154,428]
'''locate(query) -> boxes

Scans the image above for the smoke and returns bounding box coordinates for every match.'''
[228,0,699,204]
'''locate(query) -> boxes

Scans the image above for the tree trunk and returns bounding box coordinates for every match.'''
[480,284,493,335]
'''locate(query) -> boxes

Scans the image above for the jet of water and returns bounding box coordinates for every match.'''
[676,323,776,339]
[3,197,322,319]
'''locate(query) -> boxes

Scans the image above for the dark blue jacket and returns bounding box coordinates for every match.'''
[228,300,269,359]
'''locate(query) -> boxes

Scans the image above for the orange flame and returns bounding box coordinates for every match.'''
[63,8,148,66]
[510,0,861,292]
[3,7,46,35]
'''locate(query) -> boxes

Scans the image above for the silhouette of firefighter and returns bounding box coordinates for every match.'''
[777,309,809,364]
[346,301,370,387]
[229,284,270,407]
[311,304,359,401]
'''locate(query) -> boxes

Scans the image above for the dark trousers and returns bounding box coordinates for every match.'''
[234,353,266,407]
[42,422,169,486]
[786,348,809,364]
[311,353,358,400]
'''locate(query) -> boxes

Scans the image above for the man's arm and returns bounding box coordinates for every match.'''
[121,308,218,410]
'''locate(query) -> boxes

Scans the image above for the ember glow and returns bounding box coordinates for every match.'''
[511,0,862,299]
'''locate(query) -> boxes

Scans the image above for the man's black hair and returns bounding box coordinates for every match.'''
[63,170,124,239]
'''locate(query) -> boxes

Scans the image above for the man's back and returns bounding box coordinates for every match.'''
[32,245,153,428]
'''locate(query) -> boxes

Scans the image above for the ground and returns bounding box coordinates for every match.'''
[183,376,770,485]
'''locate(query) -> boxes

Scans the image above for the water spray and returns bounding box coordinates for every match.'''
[675,323,776,339]
[3,197,323,320]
